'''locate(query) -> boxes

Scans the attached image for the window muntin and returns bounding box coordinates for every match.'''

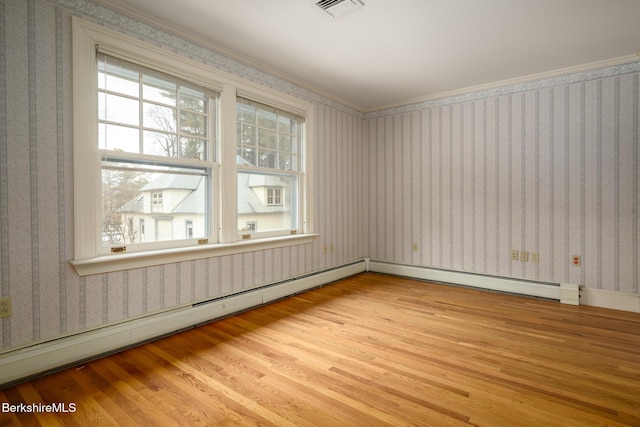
[98,53,216,253]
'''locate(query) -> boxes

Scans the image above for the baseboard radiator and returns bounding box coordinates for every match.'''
[366,260,580,305]
[0,261,366,388]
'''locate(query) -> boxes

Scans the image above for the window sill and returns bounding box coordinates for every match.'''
[70,234,319,277]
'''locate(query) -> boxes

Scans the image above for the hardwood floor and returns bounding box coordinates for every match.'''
[1,272,639,426]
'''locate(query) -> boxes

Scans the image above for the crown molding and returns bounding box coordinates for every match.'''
[53,0,364,116]
[366,55,640,118]
[50,0,640,118]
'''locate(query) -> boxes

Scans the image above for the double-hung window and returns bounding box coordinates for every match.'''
[98,53,216,253]
[71,18,314,275]
[236,98,304,237]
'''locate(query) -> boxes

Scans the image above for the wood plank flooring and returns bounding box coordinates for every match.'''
[1,272,639,426]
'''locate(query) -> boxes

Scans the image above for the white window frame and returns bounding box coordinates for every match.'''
[70,17,316,276]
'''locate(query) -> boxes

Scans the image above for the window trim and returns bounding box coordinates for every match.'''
[71,17,315,275]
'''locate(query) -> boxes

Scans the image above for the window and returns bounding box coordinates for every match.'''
[236,98,304,237]
[267,188,282,206]
[97,53,215,253]
[139,219,145,241]
[71,18,314,275]
[151,192,163,212]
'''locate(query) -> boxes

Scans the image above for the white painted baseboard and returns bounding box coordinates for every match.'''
[0,261,366,387]
[366,261,640,313]
[2,260,636,387]
[580,287,640,313]
[366,260,579,305]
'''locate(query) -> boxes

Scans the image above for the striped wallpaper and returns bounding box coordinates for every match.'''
[0,0,366,351]
[0,0,638,354]
[366,73,639,295]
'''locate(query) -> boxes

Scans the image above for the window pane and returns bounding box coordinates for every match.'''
[237,172,297,233]
[277,116,293,133]
[180,110,206,137]
[239,124,256,145]
[278,154,294,170]
[257,109,277,130]
[258,129,276,149]
[279,133,292,152]
[258,150,277,168]
[143,130,179,157]
[102,164,208,246]
[180,87,207,113]
[181,137,206,160]
[144,103,176,132]
[237,124,257,166]
[99,123,140,152]
[98,55,139,96]
[238,146,256,166]
[237,103,256,125]
[99,92,139,126]
[143,75,177,106]
[98,71,139,97]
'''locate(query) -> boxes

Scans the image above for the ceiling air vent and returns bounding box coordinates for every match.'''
[315,0,364,18]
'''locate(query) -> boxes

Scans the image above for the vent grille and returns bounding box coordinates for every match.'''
[315,0,364,18]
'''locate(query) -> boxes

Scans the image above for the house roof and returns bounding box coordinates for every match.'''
[141,174,202,191]
[119,195,144,213]
[173,177,205,214]
[119,173,288,215]
[238,173,290,215]
[119,175,204,214]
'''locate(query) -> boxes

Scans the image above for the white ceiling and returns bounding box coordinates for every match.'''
[99,0,640,111]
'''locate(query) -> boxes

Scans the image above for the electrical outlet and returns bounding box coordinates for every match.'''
[412,242,418,252]
[572,255,581,266]
[0,297,11,318]
[521,251,529,262]
[531,252,539,263]
[510,250,519,261]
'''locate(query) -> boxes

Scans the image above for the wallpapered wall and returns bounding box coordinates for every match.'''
[1,0,638,353]
[0,0,367,350]
[365,70,639,295]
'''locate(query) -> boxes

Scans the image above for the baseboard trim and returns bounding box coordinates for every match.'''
[0,261,366,387]
[580,287,640,313]
[366,260,579,304]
